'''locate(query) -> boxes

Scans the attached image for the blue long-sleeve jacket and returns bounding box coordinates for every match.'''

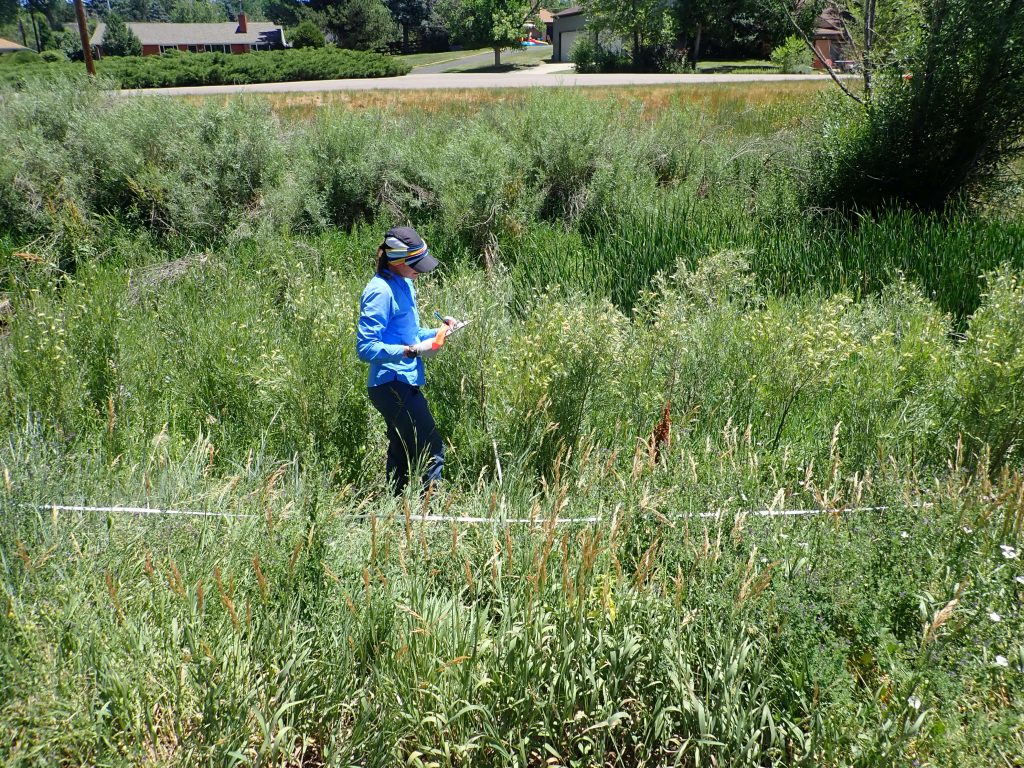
[357,271,437,387]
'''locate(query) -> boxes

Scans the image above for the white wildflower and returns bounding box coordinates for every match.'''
[962,526,973,534]
[999,545,1019,560]
[900,531,909,539]
[1015,575,1024,585]
[988,611,1002,623]
[907,695,921,710]
[994,655,1009,668]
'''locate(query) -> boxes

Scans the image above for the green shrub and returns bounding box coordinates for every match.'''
[2,49,41,68]
[955,269,1024,472]
[812,0,1024,212]
[569,35,598,73]
[98,46,410,88]
[290,19,327,49]
[770,35,812,74]
[39,49,68,63]
[569,36,630,73]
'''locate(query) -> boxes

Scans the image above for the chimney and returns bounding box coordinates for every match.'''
[237,11,247,33]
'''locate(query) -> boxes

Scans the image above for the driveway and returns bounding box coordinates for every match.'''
[412,45,553,74]
[122,71,839,97]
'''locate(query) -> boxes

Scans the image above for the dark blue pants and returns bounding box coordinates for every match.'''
[367,380,444,495]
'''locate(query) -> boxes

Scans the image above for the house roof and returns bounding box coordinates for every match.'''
[0,36,30,53]
[552,6,583,18]
[812,5,851,39]
[538,9,554,23]
[92,21,283,48]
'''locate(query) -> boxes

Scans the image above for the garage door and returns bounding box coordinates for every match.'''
[559,30,580,62]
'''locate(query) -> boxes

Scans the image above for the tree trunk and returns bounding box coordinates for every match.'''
[494,46,501,66]
[19,18,28,47]
[31,13,42,52]
[402,24,409,51]
[693,23,703,65]
[862,0,876,100]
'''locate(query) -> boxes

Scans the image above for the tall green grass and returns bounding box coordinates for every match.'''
[2,416,1022,765]
[2,81,1023,766]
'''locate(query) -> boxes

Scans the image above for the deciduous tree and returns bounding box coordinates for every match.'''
[458,0,540,66]
[583,0,672,65]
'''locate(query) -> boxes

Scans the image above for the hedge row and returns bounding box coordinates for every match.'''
[0,46,410,89]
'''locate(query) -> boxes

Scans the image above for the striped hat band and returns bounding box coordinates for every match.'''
[384,236,428,266]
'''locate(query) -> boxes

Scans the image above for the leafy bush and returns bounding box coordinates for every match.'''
[569,35,598,72]
[6,49,41,64]
[569,36,630,73]
[100,46,410,88]
[0,46,409,90]
[813,0,1024,212]
[770,34,811,74]
[39,49,68,63]
[955,269,1024,472]
[289,19,327,49]
[2,69,1024,768]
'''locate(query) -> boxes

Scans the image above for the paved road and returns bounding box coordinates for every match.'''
[123,71,837,97]
[412,45,553,74]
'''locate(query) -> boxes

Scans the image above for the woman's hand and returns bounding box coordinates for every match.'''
[403,345,418,358]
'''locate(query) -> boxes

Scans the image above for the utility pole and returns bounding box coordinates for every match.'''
[74,0,96,76]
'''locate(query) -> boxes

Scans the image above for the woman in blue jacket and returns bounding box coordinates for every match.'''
[356,226,453,495]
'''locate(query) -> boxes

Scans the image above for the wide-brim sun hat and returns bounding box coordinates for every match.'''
[382,226,439,274]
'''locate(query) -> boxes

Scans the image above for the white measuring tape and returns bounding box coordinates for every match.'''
[32,503,253,519]
[21,503,598,525]
[19,502,908,525]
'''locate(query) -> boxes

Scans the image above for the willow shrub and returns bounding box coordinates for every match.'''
[812,0,1024,212]
[5,85,1023,317]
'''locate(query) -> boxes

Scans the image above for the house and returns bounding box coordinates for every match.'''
[811,6,854,70]
[92,14,286,58]
[553,4,854,69]
[551,6,588,63]
[538,9,554,43]
[0,37,30,54]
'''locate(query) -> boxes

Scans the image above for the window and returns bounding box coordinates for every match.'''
[250,43,270,51]
[209,44,229,54]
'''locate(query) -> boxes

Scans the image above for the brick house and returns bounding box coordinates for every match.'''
[92,13,286,58]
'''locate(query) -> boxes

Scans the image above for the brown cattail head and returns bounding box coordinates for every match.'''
[652,401,672,464]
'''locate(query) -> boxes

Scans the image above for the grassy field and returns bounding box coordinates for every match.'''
[197,81,831,122]
[695,58,780,74]
[1,81,1022,766]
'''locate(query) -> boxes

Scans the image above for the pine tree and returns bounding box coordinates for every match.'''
[103,12,143,56]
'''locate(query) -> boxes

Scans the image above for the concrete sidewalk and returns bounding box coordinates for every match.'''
[122,71,837,97]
